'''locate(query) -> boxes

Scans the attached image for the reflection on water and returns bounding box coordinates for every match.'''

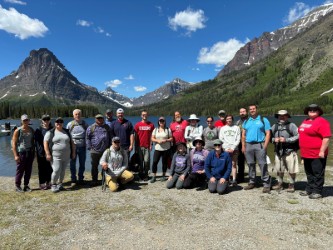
[1,115,332,177]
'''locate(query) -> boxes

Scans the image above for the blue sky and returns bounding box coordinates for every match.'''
[0,0,331,98]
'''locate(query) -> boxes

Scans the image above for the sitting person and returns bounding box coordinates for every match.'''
[204,139,232,195]
[183,136,209,189]
[100,137,134,192]
[166,142,190,189]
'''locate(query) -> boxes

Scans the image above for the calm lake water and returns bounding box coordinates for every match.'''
[1,115,332,177]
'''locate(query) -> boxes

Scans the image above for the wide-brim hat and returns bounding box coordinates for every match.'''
[274,110,291,118]
[304,104,323,116]
[192,136,205,147]
[188,114,200,121]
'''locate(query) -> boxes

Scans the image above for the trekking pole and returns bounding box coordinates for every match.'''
[101,169,106,192]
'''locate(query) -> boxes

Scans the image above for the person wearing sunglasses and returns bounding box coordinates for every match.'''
[298,104,331,199]
[12,114,35,193]
[100,137,134,192]
[44,117,75,193]
[34,114,53,190]
[204,139,232,195]
[202,116,219,151]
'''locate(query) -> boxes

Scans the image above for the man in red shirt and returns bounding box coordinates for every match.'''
[134,110,155,181]
[170,111,188,152]
[214,110,227,129]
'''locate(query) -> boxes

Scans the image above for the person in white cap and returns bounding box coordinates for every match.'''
[109,108,134,163]
[12,114,35,192]
[271,110,299,192]
[184,114,203,151]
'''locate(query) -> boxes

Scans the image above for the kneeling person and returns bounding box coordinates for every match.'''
[100,137,134,192]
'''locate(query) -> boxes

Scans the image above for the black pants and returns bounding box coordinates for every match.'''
[183,173,206,189]
[91,152,103,181]
[151,150,168,174]
[303,157,326,194]
[37,155,53,185]
[237,143,245,181]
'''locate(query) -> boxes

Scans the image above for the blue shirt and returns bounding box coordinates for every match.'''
[109,119,134,149]
[243,115,271,143]
[204,150,232,180]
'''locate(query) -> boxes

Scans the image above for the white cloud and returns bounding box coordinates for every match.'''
[192,67,200,71]
[324,0,333,4]
[285,2,313,24]
[76,19,93,27]
[134,86,147,92]
[0,5,48,39]
[4,0,26,5]
[124,74,134,80]
[168,7,207,36]
[96,26,104,33]
[105,79,122,88]
[197,38,249,67]
[156,5,163,16]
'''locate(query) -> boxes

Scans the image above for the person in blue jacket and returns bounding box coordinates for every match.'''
[204,139,232,194]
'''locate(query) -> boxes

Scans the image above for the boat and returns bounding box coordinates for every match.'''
[0,122,17,136]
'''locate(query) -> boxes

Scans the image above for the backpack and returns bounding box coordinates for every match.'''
[153,127,172,147]
[272,122,299,151]
[89,123,109,137]
[68,120,88,133]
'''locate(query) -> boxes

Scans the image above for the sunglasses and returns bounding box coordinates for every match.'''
[56,120,64,124]
[206,120,213,123]
[96,117,104,120]
[214,144,221,147]
[43,118,50,121]
[308,109,318,112]
[159,120,165,122]
[113,141,120,144]
[23,119,29,122]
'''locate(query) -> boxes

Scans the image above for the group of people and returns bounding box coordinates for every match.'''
[11,103,331,199]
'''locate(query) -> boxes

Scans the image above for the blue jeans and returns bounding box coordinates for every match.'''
[70,146,86,182]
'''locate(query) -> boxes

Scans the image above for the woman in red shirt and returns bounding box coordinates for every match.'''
[298,104,331,199]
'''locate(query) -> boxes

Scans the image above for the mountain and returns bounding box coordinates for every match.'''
[0,48,120,108]
[135,4,333,116]
[100,78,192,107]
[218,3,333,77]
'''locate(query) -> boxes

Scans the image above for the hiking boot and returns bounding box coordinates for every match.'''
[150,177,156,183]
[309,193,322,199]
[51,185,59,193]
[230,180,237,187]
[272,182,283,190]
[16,186,24,193]
[160,176,167,182]
[262,187,271,193]
[286,184,295,193]
[244,183,255,190]
[299,191,311,196]
[23,186,32,192]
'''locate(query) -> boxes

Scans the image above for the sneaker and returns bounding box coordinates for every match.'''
[286,184,295,193]
[299,191,311,196]
[51,185,59,193]
[262,187,271,193]
[150,177,156,183]
[309,193,322,199]
[57,184,65,191]
[244,183,255,190]
[230,180,237,187]
[15,186,24,193]
[40,184,48,190]
[160,176,167,182]
[23,186,32,192]
[272,182,283,190]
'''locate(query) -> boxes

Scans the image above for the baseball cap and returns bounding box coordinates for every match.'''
[218,110,226,116]
[95,114,104,119]
[116,108,124,113]
[106,109,112,113]
[112,136,120,142]
[21,114,29,121]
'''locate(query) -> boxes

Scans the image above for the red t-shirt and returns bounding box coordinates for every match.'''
[170,120,189,144]
[134,121,155,148]
[214,120,226,128]
[298,116,331,158]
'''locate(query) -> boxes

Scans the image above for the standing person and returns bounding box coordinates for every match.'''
[235,108,248,183]
[184,114,203,151]
[219,114,241,186]
[298,104,331,199]
[150,117,173,183]
[105,109,115,128]
[214,110,227,129]
[12,114,35,192]
[204,139,232,195]
[86,114,111,186]
[183,137,209,189]
[66,109,88,187]
[242,104,271,193]
[109,108,134,163]
[166,142,190,189]
[100,137,134,192]
[170,111,188,152]
[271,110,299,192]
[44,117,75,193]
[34,114,53,190]
[202,116,219,151]
[134,110,155,181]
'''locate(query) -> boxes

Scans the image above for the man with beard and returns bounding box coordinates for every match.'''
[170,111,188,153]
[235,108,248,183]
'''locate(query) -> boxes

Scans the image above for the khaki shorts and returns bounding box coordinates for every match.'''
[274,151,299,174]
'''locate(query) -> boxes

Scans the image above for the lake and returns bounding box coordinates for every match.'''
[1,115,332,177]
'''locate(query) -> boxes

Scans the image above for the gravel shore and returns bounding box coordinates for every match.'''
[1,167,333,250]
